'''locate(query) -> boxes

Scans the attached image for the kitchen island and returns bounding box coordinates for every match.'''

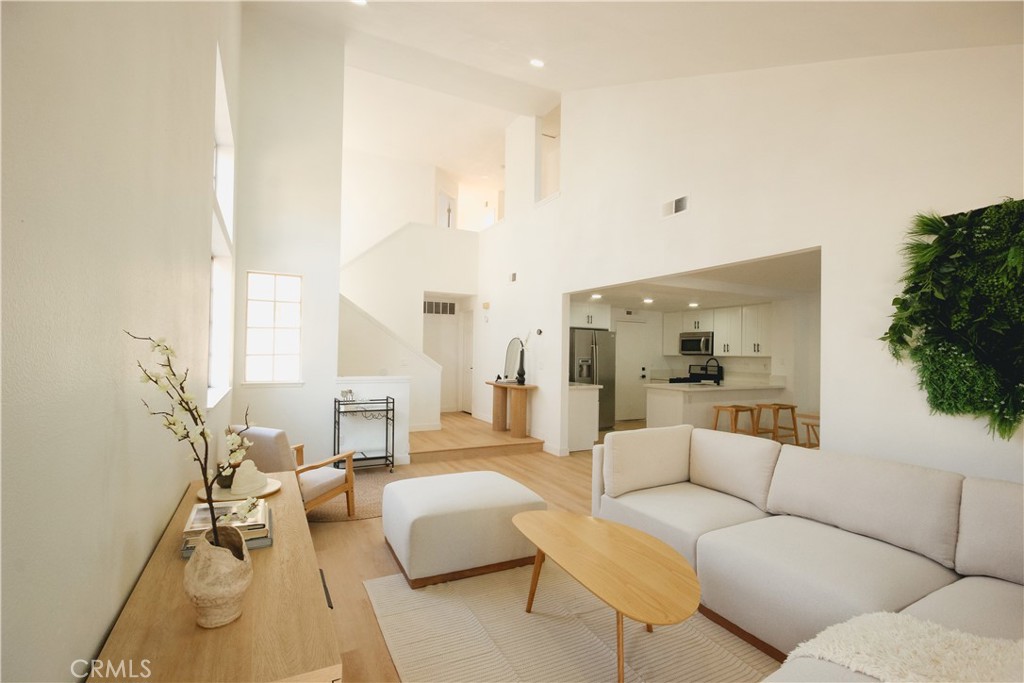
[646,382,785,429]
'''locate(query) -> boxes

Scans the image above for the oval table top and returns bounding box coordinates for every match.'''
[513,509,700,626]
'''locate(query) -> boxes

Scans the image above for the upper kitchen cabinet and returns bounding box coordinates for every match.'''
[662,311,683,355]
[681,310,714,332]
[570,302,611,329]
[713,307,742,356]
[742,304,772,356]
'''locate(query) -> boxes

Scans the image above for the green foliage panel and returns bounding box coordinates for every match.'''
[882,199,1023,439]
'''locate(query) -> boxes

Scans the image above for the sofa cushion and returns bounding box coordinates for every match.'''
[696,515,959,654]
[597,481,768,566]
[689,428,781,511]
[903,576,1024,640]
[955,477,1024,584]
[602,424,692,498]
[766,446,963,568]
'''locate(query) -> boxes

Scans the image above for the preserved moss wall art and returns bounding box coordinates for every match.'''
[882,199,1023,440]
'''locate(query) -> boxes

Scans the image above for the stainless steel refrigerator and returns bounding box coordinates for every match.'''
[569,327,616,430]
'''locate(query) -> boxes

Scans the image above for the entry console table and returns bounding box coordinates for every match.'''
[486,381,536,438]
[92,475,342,682]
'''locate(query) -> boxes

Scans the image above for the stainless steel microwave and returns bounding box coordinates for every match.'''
[680,331,714,355]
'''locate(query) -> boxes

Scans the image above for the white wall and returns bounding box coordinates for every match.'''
[1,3,241,680]
[231,5,345,461]
[474,119,567,452]
[335,377,411,466]
[340,222,478,349]
[457,182,500,231]
[479,46,1022,477]
[341,147,436,263]
[339,295,441,431]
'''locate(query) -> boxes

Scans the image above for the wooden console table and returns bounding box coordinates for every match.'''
[92,475,342,682]
[486,381,537,438]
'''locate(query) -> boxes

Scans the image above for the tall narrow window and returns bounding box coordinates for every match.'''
[244,272,302,383]
[208,44,235,408]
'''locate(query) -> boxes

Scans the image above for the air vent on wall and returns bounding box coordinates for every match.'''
[423,301,456,315]
[663,195,689,218]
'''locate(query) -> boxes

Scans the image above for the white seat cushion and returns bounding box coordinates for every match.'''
[902,576,1024,640]
[382,471,547,585]
[597,482,767,566]
[696,515,959,654]
[298,466,346,503]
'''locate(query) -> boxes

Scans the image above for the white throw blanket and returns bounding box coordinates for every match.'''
[787,612,1024,682]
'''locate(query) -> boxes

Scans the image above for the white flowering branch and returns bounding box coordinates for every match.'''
[127,331,251,548]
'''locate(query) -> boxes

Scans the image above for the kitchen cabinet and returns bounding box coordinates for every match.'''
[713,307,743,356]
[570,302,611,329]
[662,311,683,355]
[681,310,714,332]
[742,304,772,356]
[568,384,600,451]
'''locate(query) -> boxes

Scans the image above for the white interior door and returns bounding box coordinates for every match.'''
[459,310,474,413]
[615,321,647,421]
[423,309,459,412]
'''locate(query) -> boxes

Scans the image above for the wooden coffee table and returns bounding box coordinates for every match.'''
[512,510,700,683]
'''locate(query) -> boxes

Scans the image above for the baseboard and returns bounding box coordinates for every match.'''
[409,422,442,432]
[385,539,536,589]
[698,605,787,662]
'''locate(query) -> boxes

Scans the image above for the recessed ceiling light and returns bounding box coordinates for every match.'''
[590,293,602,300]
[643,298,654,304]
[529,58,545,68]
[688,302,700,308]
[351,0,367,5]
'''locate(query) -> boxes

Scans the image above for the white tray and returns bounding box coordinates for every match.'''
[196,477,282,502]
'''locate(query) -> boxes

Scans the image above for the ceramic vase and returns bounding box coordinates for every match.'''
[183,525,253,628]
[516,348,526,385]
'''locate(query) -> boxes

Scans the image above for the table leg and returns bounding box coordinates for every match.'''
[525,549,545,613]
[492,385,508,432]
[616,611,625,683]
[646,624,653,633]
[509,389,528,438]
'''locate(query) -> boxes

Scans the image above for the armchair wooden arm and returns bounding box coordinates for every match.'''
[295,450,354,475]
[295,450,356,515]
[291,443,304,467]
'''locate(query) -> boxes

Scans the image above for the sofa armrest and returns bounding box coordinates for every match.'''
[592,444,606,516]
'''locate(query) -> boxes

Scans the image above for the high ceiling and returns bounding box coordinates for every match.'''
[311,0,1023,190]
[282,1,1019,309]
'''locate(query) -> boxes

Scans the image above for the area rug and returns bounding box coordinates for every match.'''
[306,467,414,522]
[365,563,780,682]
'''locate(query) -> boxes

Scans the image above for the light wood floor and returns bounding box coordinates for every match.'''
[309,430,594,682]
[409,411,544,462]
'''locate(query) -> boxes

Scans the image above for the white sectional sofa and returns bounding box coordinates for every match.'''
[592,424,1024,680]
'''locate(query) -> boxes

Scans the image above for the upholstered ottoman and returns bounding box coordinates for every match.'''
[382,471,547,588]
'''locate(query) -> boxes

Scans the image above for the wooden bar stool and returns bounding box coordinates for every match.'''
[754,403,801,446]
[797,412,820,449]
[712,404,756,436]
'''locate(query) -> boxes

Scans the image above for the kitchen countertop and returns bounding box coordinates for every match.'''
[569,382,602,389]
[645,382,785,392]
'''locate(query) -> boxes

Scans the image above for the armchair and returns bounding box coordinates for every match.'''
[229,425,355,516]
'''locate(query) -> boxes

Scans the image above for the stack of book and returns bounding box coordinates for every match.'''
[180,498,274,559]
